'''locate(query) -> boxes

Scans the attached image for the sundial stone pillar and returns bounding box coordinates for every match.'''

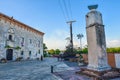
[86,5,111,71]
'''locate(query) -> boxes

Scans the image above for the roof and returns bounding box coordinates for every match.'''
[0,12,44,36]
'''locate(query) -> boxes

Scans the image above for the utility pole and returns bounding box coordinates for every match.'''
[66,20,76,54]
[77,34,84,50]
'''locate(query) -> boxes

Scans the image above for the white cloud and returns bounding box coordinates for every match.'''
[73,37,87,48]
[74,39,120,48]
[44,29,88,50]
[44,29,69,50]
[106,39,120,47]
[44,30,120,50]
[44,37,66,50]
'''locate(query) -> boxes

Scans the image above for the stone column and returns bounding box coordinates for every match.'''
[86,5,111,71]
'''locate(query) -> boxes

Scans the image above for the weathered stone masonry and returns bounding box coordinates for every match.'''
[86,7,110,71]
[0,13,44,61]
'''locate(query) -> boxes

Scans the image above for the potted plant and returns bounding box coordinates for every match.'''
[14,46,21,50]
[15,57,23,61]
[0,58,7,63]
[36,57,40,60]
[4,45,12,49]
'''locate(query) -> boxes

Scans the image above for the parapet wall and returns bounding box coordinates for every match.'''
[82,53,120,68]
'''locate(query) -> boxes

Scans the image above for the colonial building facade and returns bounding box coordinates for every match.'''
[0,13,44,61]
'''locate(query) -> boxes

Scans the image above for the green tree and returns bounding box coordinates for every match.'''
[43,43,48,57]
[48,49,55,55]
[81,45,88,54]
[116,47,120,53]
[107,47,120,53]
[55,49,61,55]
[43,43,47,53]
[82,47,88,54]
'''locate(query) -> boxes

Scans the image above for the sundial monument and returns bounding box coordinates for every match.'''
[86,5,111,71]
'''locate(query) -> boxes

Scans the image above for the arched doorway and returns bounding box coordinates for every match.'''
[6,49,13,60]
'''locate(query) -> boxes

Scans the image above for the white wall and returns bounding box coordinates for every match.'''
[115,54,120,68]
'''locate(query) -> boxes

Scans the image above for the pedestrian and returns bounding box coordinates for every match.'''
[57,55,60,61]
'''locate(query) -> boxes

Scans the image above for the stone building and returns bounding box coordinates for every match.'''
[0,13,44,61]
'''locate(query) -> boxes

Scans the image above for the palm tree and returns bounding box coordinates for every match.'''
[77,34,84,50]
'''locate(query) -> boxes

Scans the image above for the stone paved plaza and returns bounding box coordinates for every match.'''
[0,58,62,80]
[0,57,120,80]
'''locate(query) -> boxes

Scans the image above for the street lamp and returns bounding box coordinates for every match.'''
[77,34,84,50]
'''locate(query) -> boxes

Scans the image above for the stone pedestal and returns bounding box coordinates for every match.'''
[76,5,120,80]
[76,68,120,79]
[86,5,110,71]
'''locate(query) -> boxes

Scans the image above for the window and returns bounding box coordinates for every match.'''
[38,41,40,47]
[21,51,24,55]
[38,50,40,54]
[86,15,89,18]
[9,35,12,41]
[29,51,31,56]
[21,37,24,46]
[29,39,32,44]
[36,53,37,56]
[22,37,24,42]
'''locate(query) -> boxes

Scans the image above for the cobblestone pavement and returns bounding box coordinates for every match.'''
[0,57,120,80]
[54,61,92,80]
[54,61,120,80]
[0,58,63,80]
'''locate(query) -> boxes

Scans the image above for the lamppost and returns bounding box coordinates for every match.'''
[77,34,84,50]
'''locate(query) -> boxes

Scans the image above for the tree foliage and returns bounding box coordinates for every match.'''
[107,47,120,53]
[78,47,120,54]
[43,43,47,53]
[5,45,12,48]
[82,48,88,54]
[14,46,21,50]
[43,43,48,57]
[63,48,76,58]
[77,44,120,54]
[43,43,47,50]
[48,49,55,55]
[55,49,61,55]
[48,49,61,55]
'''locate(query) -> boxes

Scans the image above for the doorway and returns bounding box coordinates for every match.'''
[6,49,13,60]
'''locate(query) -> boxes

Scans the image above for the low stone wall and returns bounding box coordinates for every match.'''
[115,53,120,68]
[107,53,116,68]
[81,54,88,63]
[107,53,120,68]
[81,53,120,68]
[69,58,79,62]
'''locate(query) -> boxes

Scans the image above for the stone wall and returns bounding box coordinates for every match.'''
[115,54,120,68]
[81,54,88,63]
[82,53,120,68]
[107,53,116,68]
[0,13,44,61]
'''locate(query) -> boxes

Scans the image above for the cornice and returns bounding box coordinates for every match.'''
[0,12,44,36]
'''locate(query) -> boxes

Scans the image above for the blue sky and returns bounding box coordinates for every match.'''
[0,0,120,50]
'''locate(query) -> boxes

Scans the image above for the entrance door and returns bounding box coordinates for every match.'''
[6,49,13,60]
